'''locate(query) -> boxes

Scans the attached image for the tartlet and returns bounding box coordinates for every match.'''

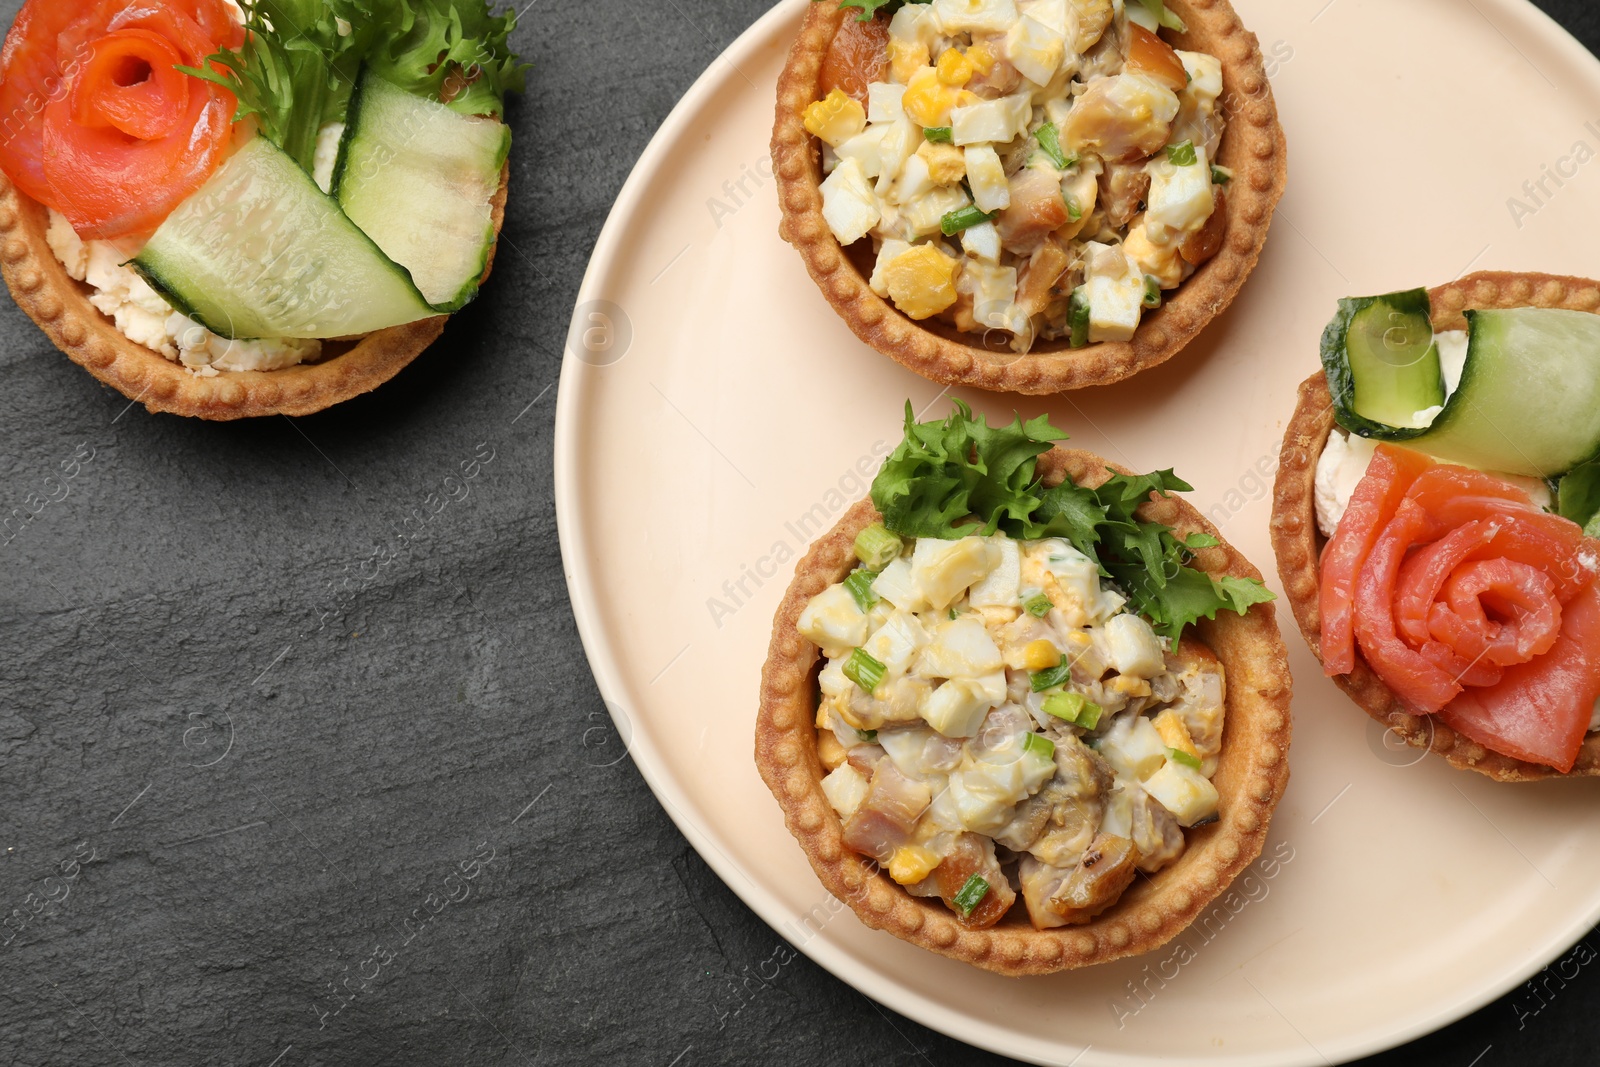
[771,0,1287,394]
[0,168,508,421]
[757,446,1292,973]
[1271,270,1600,782]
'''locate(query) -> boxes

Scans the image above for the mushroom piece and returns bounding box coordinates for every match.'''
[932,832,1016,928]
[1028,832,1141,926]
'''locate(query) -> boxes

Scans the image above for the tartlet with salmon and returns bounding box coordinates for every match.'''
[1272,272,1600,781]
[0,0,523,419]
[757,401,1291,973]
[772,0,1286,393]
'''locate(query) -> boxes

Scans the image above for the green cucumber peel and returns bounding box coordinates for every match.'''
[1320,288,1444,441]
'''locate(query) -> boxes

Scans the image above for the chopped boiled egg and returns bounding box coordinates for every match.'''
[1142,760,1220,826]
[868,82,907,124]
[821,763,871,818]
[869,239,914,299]
[882,243,962,318]
[1004,15,1065,86]
[950,92,1032,146]
[964,145,1011,212]
[911,535,997,609]
[819,156,880,245]
[1082,241,1144,343]
[933,0,1021,35]
[916,141,967,183]
[1104,613,1166,678]
[960,219,1002,262]
[803,88,867,148]
[1146,143,1215,235]
[919,616,1005,678]
[798,583,869,657]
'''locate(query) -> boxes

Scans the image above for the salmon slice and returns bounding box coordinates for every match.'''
[1319,443,1436,675]
[1439,581,1600,772]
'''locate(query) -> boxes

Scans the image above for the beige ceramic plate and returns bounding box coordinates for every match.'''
[555,1,1600,1062]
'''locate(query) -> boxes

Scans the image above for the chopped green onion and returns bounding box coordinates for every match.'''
[1065,194,1083,223]
[1211,164,1233,186]
[949,607,960,620]
[923,126,953,143]
[953,874,990,917]
[857,729,879,744]
[1030,661,1073,692]
[1023,592,1054,618]
[1033,122,1075,170]
[1042,691,1103,729]
[940,204,997,236]
[1133,0,1187,32]
[1068,287,1091,348]
[1022,732,1055,761]
[1169,747,1203,770]
[1143,275,1163,310]
[843,648,887,694]
[854,523,903,568]
[844,568,880,613]
[1167,140,1198,166]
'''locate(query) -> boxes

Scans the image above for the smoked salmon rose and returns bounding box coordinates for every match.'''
[0,0,243,239]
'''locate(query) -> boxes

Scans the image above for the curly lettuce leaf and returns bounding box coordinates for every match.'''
[869,400,1274,642]
[181,0,526,173]
[825,0,931,23]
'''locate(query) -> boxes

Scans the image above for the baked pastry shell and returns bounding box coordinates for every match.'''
[1269,271,1600,782]
[0,162,509,420]
[755,448,1293,974]
[771,0,1288,395]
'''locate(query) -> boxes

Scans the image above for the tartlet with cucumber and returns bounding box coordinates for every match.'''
[1272,273,1600,781]
[0,0,523,420]
[756,401,1291,974]
[772,0,1286,394]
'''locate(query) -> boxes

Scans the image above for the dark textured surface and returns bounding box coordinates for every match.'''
[3,1,1600,1065]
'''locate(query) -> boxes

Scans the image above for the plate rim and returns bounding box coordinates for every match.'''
[553,1,1600,1062]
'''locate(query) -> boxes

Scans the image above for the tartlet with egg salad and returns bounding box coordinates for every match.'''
[771,0,1286,394]
[756,402,1291,974]
[0,0,521,420]
[1272,272,1600,781]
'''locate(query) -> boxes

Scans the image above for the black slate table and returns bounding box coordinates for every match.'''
[3,1,1598,1064]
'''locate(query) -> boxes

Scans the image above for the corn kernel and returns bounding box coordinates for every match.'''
[965,41,997,75]
[1111,675,1153,698]
[803,88,867,148]
[889,40,930,85]
[915,141,966,184]
[882,244,959,320]
[817,730,848,771]
[1153,709,1200,759]
[901,66,962,128]
[1067,631,1092,648]
[1022,639,1061,671]
[889,845,942,885]
[936,47,974,87]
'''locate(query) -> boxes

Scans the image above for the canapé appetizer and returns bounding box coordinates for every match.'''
[0,0,523,418]
[1273,273,1600,780]
[772,0,1286,393]
[758,401,1291,973]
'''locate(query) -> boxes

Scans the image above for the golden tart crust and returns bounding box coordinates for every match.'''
[0,163,508,421]
[771,0,1288,395]
[755,448,1293,974]
[1269,271,1600,783]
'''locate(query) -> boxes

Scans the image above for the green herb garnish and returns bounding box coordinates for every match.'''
[868,401,1275,642]
[835,0,932,22]
[953,873,990,916]
[922,126,954,143]
[1065,194,1083,223]
[1030,662,1073,692]
[1143,275,1163,310]
[1132,0,1187,33]
[843,569,880,613]
[183,0,527,173]
[1033,122,1075,170]
[1166,140,1198,166]
[940,204,997,236]
[856,729,879,744]
[1022,732,1056,761]
[1168,747,1203,770]
[843,648,887,694]
[1211,164,1233,186]
[1023,592,1054,618]
[1068,287,1091,348]
[1042,691,1103,728]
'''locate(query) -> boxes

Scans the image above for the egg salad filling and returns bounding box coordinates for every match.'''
[803,525,1226,928]
[807,0,1229,353]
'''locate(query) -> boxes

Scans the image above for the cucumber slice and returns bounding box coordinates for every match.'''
[1320,289,1445,440]
[1412,308,1600,477]
[134,136,435,340]
[334,71,510,311]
